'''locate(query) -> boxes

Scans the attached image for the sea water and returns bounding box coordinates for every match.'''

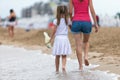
[0,45,119,80]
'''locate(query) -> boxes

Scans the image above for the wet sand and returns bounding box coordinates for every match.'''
[0,45,119,80]
[0,27,120,80]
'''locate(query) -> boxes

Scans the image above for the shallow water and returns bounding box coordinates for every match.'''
[0,45,119,80]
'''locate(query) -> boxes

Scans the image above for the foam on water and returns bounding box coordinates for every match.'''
[0,45,119,80]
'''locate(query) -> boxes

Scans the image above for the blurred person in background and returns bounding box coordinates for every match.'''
[0,16,1,26]
[0,17,1,22]
[7,9,17,38]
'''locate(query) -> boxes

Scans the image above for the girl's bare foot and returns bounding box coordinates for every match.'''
[56,71,59,74]
[62,67,66,73]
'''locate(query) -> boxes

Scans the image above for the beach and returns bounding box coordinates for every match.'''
[0,27,120,80]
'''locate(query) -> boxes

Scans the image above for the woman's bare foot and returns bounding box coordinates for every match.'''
[79,66,83,71]
[84,59,89,66]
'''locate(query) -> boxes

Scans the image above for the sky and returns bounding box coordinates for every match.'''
[0,0,120,18]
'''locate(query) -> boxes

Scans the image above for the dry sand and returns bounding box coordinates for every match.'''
[0,27,120,79]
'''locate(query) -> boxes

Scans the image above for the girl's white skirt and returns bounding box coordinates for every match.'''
[52,35,72,56]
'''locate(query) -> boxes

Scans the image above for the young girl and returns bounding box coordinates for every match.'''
[49,5,72,72]
[69,0,99,70]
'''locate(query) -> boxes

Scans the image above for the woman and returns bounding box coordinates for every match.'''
[8,9,16,38]
[69,0,99,70]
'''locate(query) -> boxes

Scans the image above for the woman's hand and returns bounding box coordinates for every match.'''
[68,25,72,30]
[94,24,99,33]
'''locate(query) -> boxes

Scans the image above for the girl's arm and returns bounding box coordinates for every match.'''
[89,0,99,32]
[69,0,73,21]
[49,25,57,43]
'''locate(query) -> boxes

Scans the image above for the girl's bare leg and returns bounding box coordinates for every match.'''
[55,55,60,72]
[62,55,66,72]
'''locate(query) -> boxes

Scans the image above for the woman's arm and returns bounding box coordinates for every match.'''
[8,13,16,19]
[8,14,12,19]
[69,0,73,21]
[89,0,99,32]
[68,25,71,29]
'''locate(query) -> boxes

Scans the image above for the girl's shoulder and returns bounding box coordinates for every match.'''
[53,18,72,25]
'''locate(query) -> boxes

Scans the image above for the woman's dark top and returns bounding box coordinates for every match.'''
[9,16,16,22]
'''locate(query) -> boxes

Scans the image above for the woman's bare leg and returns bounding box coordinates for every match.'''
[8,26,11,37]
[73,33,83,70]
[11,26,14,38]
[8,26,14,38]
[83,34,90,66]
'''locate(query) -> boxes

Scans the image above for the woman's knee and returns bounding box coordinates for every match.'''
[83,34,90,43]
[83,39,89,43]
[76,42,82,48]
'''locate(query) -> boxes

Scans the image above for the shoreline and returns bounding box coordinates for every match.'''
[1,41,120,76]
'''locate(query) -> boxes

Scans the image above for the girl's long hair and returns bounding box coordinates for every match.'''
[56,5,68,25]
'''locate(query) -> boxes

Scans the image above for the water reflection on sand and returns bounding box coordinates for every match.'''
[47,70,119,80]
[0,45,119,80]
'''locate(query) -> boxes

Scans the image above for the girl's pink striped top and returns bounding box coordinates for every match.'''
[72,0,91,22]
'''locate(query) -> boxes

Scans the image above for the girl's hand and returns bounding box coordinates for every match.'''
[48,38,52,44]
[47,40,51,44]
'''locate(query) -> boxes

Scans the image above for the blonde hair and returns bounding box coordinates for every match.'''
[56,5,68,25]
